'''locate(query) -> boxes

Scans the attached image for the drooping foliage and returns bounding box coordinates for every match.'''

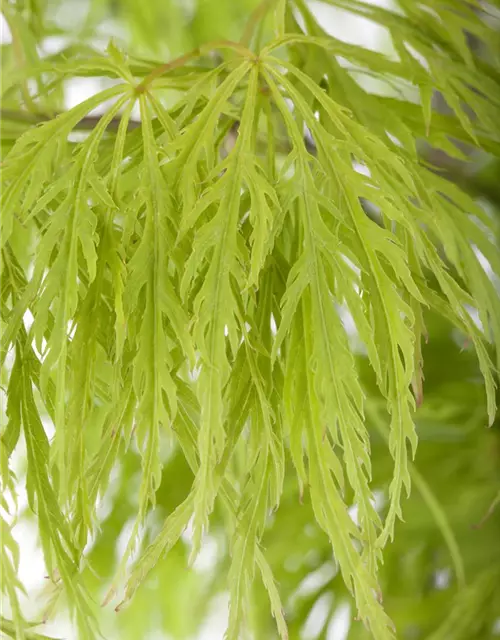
[1,1,500,639]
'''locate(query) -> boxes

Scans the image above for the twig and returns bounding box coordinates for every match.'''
[135,39,253,93]
[241,0,276,47]
[0,108,141,132]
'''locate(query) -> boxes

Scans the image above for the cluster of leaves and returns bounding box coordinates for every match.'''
[1,0,500,638]
[249,310,500,640]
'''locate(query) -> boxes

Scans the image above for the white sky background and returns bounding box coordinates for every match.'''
[0,2,393,638]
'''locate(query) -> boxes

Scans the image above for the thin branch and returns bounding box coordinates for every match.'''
[135,39,254,93]
[0,108,141,132]
[241,0,276,47]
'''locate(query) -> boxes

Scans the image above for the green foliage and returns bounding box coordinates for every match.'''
[1,0,500,639]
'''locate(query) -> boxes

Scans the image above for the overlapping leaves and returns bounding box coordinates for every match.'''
[1,1,499,639]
